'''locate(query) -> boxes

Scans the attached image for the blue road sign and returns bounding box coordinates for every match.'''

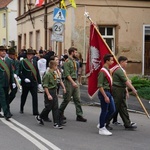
[53,8,66,22]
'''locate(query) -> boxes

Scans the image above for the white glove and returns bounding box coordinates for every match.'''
[12,83,16,89]
[14,74,17,78]
[25,78,31,83]
[38,84,42,89]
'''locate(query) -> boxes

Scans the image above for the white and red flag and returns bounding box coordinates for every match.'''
[35,0,44,7]
[86,23,117,98]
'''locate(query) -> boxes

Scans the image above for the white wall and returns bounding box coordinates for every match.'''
[7,0,17,46]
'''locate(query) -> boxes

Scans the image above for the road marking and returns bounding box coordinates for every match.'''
[10,118,61,150]
[0,118,49,150]
[1,118,61,150]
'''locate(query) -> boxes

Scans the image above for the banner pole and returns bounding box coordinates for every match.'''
[84,11,150,119]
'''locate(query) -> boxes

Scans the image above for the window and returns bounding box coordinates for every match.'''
[3,13,6,27]
[29,32,33,48]
[36,30,40,51]
[24,34,26,47]
[99,26,115,52]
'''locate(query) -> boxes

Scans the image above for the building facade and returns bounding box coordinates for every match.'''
[16,0,150,75]
[0,0,17,47]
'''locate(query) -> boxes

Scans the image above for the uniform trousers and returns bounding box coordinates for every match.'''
[59,79,83,116]
[40,89,59,124]
[0,87,10,117]
[112,86,131,126]
[20,85,39,115]
[9,86,18,104]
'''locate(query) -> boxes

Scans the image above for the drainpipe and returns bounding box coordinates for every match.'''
[44,0,47,50]
[5,7,8,46]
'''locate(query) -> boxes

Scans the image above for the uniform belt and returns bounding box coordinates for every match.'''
[113,85,126,88]
[65,78,77,81]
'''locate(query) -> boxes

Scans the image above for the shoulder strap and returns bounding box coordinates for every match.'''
[0,59,10,81]
[23,59,37,81]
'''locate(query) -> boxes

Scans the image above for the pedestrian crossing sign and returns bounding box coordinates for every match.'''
[53,8,66,22]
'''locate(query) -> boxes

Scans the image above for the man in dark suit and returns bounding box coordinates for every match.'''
[44,46,55,67]
[19,49,41,115]
[0,46,16,120]
[5,47,20,105]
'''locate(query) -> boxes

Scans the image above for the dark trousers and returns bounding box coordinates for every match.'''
[9,86,18,104]
[20,86,39,115]
[98,90,116,128]
[40,89,59,124]
[0,87,10,117]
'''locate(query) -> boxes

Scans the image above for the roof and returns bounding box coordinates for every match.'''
[0,0,12,9]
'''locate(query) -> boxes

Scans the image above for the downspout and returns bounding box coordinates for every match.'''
[5,7,8,46]
[44,0,48,50]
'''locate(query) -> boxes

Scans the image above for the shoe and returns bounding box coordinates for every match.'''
[60,120,67,126]
[113,121,122,125]
[76,116,87,122]
[43,118,52,122]
[97,124,100,129]
[125,122,137,130]
[99,127,112,136]
[0,114,4,118]
[62,114,67,120]
[4,114,11,121]
[35,115,44,125]
[106,125,113,130]
[53,123,63,129]
[20,110,24,114]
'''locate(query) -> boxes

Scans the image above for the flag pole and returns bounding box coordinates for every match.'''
[84,12,150,118]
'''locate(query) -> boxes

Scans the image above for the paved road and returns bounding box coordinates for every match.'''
[79,85,150,114]
[0,89,149,150]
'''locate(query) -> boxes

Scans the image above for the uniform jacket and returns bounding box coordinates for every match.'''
[19,58,41,87]
[0,57,15,87]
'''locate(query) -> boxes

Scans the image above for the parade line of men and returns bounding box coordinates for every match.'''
[0,45,137,135]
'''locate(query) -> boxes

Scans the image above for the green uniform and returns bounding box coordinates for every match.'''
[97,67,110,90]
[19,58,41,115]
[5,57,20,104]
[59,57,83,116]
[0,58,14,118]
[40,70,59,124]
[112,67,131,126]
[42,69,57,89]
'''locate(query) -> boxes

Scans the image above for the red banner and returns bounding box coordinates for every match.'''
[86,24,117,98]
[35,0,44,7]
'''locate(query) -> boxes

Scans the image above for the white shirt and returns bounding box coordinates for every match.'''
[37,58,47,72]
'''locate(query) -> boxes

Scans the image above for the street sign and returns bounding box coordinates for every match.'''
[52,22,64,35]
[51,34,64,42]
[53,8,66,22]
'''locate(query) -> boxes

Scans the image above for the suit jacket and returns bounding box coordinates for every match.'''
[0,57,15,87]
[5,57,20,75]
[19,58,41,87]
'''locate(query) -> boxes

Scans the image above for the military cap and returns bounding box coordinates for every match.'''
[26,49,35,55]
[0,46,7,51]
[7,47,16,55]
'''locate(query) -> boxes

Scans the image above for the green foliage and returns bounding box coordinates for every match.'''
[130,76,150,100]
[137,87,150,100]
[131,76,150,89]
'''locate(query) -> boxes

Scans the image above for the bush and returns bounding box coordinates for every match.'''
[130,76,150,100]
[137,87,150,100]
[131,76,150,89]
